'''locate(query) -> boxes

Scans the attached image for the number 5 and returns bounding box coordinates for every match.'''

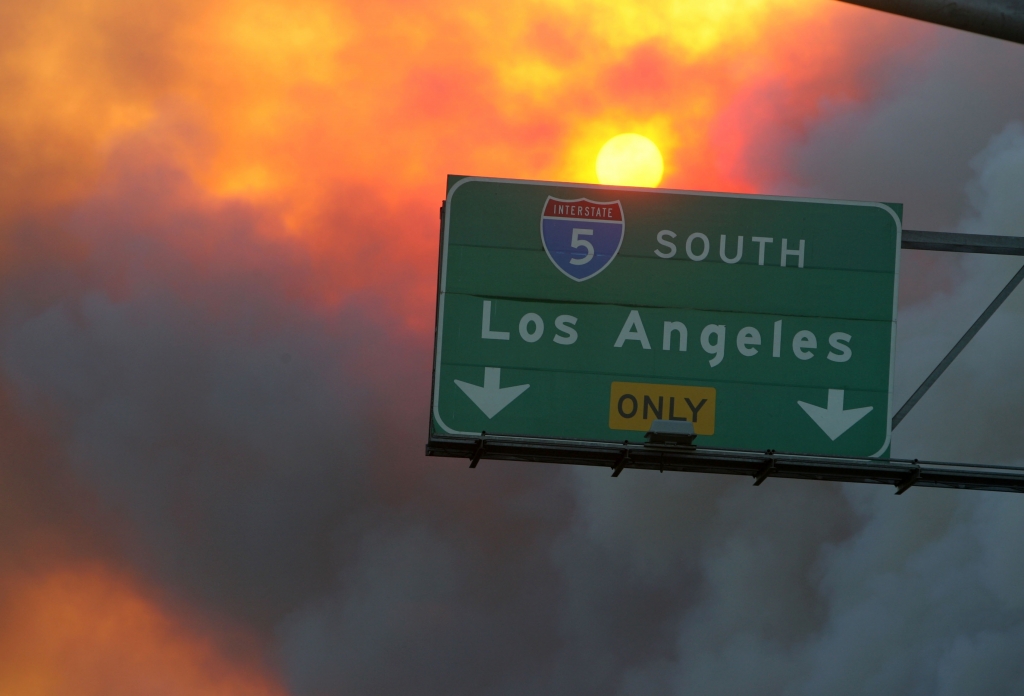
[569,228,594,265]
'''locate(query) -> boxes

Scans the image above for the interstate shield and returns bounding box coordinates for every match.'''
[540,197,624,281]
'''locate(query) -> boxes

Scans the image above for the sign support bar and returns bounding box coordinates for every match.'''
[835,0,1024,46]
[893,261,1024,429]
[893,230,1024,429]
[903,229,1024,255]
[427,434,1024,494]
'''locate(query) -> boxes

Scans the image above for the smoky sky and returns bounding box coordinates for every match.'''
[2,7,1024,696]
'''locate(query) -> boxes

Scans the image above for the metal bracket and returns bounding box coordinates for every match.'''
[469,432,486,468]
[754,450,776,486]
[896,460,921,495]
[611,443,630,477]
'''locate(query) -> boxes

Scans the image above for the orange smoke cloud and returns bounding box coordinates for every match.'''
[0,0,930,327]
[0,565,286,696]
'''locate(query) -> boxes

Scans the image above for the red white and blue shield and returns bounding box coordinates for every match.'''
[540,197,625,282]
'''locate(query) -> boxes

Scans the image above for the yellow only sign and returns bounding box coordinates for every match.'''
[609,381,716,434]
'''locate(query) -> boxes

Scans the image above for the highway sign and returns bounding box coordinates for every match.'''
[431,176,901,458]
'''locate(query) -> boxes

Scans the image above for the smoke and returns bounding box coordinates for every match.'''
[556,66,1024,696]
[0,565,288,696]
[1,1,1024,695]
[0,136,584,691]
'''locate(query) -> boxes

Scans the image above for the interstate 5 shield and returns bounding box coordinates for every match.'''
[431,175,901,458]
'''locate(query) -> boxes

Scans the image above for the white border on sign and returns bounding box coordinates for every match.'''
[432,176,902,459]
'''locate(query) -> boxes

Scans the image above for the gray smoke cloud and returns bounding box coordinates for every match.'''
[1,18,1024,696]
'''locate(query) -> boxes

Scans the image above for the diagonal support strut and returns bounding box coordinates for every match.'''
[892,261,1024,430]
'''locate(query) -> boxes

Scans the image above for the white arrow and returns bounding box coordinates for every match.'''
[798,389,873,441]
[454,367,530,419]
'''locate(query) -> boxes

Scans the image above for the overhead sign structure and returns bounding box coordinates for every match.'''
[431,176,901,459]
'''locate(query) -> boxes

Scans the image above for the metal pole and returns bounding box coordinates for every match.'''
[903,229,1024,255]
[835,0,1024,45]
[892,261,1024,430]
[427,432,1024,493]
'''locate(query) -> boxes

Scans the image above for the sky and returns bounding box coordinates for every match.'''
[1,0,1024,694]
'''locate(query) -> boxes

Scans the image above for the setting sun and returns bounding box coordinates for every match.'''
[596,134,665,187]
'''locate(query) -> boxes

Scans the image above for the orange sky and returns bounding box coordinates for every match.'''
[0,0,934,691]
[0,565,287,696]
[1,0,928,326]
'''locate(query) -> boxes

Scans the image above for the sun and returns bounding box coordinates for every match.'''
[596,134,664,187]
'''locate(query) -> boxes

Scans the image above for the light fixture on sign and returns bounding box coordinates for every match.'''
[644,419,696,447]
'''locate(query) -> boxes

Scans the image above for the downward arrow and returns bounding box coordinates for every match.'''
[798,389,873,441]
[454,367,530,419]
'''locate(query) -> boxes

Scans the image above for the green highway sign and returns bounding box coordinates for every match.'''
[431,176,901,458]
